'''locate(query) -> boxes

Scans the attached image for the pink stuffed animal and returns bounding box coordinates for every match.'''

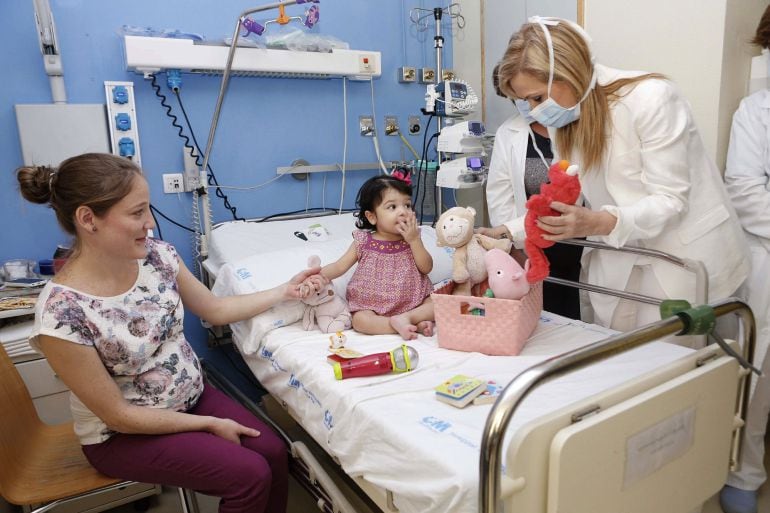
[484,248,530,300]
[301,256,352,333]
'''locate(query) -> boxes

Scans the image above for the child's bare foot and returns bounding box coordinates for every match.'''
[390,314,418,340]
[416,320,434,337]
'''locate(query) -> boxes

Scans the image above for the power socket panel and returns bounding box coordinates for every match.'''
[163,173,184,194]
[182,148,201,192]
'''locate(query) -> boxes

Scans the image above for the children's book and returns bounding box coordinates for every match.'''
[473,380,504,405]
[326,348,363,365]
[434,375,485,408]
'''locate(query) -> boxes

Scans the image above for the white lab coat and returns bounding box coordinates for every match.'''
[485,114,531,244]
[559,65,750,327]
[724,88,770,491]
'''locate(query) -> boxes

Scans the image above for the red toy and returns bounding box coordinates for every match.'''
[524,160,581,283]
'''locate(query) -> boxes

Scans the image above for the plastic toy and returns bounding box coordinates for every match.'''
[328,331,347,349]
[524,160,581,283]
[484,248,530,300]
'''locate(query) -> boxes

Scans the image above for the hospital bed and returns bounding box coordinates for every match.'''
[199,211,755,513]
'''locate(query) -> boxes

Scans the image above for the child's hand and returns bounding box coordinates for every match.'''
[397,211,420,243]
[285,268,328,300]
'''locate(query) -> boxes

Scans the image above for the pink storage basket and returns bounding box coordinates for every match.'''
[432,281,543,356]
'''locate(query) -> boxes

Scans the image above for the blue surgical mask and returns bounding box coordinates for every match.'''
[513,99,535,124]
[527,16,596,129]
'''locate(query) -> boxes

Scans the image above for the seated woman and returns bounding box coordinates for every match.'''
[17,153,325,513]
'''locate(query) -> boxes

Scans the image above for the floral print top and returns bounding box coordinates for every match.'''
[28,239,203,445]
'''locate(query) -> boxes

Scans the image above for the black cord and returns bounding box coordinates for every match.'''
[148,74,243,222]
[150,204,195,233]
[173,89,244,222]
[420,132,439,225]
[414,114,434,224]
[149,206,164,240]
[257,207,354,223]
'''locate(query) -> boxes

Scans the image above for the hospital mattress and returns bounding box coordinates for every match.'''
[233,314,694,513]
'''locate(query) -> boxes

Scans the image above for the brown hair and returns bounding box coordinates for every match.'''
[17,153,143,237]
[498,20,662,170]
[753,5,770,49]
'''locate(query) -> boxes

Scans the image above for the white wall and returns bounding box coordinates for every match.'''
[584,0,766,169]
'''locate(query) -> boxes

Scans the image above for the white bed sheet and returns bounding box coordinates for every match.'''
[235,313,693,513]
[204,213,359,277]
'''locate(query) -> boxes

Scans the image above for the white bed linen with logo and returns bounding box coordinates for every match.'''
[235,313,693,513]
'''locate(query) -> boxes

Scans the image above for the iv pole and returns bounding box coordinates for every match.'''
[199,0,317,258]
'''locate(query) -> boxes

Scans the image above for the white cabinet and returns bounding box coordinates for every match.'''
[15,356,73,424]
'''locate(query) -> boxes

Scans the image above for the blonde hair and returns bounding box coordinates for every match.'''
[498,21,662,170]
[17,153,143,242]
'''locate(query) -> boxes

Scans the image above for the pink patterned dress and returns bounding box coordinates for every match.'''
[346,230,433,316]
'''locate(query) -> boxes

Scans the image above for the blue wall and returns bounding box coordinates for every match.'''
[1,1,452,362]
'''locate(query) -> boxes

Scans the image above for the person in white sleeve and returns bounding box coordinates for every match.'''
[495,16,750,339]
[480,64,582,319]
[720,7,770,513]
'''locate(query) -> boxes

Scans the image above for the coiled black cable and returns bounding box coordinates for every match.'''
[150,205,195,233]
[148,74,243,221]
[173,89,243,221]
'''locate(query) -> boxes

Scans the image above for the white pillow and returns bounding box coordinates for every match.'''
[211,226,454,354]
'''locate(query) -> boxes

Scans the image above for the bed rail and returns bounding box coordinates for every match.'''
[546,238,708,307]
[478,298,756,513]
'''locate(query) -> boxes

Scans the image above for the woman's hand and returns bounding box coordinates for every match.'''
[476,225,511,239]
[397,211,420,243]
[536,201,617,240]
[286,267,328,300]
[208,417,260,445]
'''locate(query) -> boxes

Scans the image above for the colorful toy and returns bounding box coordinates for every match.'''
[435,206,512,296]
[484,248,530,300]
[300,255,352,333]
[524,160,581,283]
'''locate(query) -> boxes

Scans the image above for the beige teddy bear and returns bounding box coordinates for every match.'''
[435,206,512,296]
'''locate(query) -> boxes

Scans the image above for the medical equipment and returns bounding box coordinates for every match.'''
[436,119,485,153]
[31,0,65,103]
[435,155,487,188]
[104,81,142,166]
[333,344,418,380]
[424,79,479,117]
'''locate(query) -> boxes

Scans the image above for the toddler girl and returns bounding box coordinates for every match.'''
[322,175,434,340]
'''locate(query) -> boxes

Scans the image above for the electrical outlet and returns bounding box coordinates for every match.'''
[384,116,399,136]
[359,115,374,137]
[408,115,422,136]
[420,68,436,84]
[442,69,456,81]
[163,173,184,194]
[398,66,416,83]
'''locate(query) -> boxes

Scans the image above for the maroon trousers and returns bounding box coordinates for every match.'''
[82,385,288,513]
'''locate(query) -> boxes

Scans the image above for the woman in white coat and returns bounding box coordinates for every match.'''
[482,65,583,319]
[720,8,770,513]
[495,17,749,338]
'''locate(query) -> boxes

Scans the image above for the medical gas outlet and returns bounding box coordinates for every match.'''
[104,81,142,166]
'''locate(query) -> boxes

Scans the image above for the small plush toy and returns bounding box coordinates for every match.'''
[300,256,352,333]
[524,160,581,283]
[436,206,513,296]
[484,248,530,300]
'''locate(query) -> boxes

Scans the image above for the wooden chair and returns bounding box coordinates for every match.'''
[0,344,200,513]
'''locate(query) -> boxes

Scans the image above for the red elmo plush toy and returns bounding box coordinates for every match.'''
[524,160,581,283]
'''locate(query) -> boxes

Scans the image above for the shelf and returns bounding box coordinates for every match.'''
[123,36,382,80]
